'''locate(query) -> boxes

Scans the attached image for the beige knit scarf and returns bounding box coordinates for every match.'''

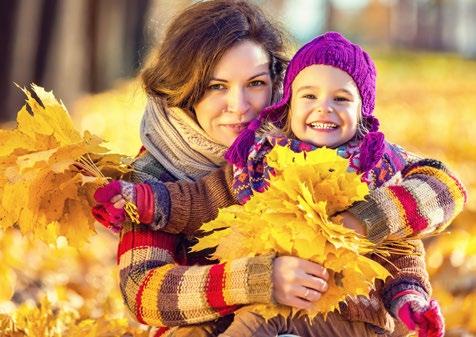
[140,98,227,181]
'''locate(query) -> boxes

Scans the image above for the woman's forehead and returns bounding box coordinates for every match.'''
[212,40,271,80]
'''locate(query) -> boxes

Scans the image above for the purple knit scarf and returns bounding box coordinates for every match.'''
[232,134,407,204]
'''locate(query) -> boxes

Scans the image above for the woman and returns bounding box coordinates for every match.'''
[99,1,465,336]
[118,1,293,336]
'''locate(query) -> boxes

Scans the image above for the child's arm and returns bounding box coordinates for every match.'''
[379,239,430,305]
[347,159,466,243]
[94,153,466,243]
[379,240,444,336]
[118,221,273,328]
[162,164,237,234]
[92,164,238,235]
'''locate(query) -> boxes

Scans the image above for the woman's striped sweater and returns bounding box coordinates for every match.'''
[118,149,466,330]
[118,224,273,327]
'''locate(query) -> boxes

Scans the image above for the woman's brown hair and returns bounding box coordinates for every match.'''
[141,0,289,113]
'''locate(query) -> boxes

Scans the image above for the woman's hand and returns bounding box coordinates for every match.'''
[272,256,329,310]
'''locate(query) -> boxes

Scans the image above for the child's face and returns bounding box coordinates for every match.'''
[289,64,361,148]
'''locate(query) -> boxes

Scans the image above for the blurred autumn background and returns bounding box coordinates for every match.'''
[1,0,475,336]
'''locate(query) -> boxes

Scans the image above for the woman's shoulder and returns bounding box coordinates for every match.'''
[131,149,177,183]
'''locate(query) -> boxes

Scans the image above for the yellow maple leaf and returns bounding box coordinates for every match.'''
[0,85,131,247]
[0,265,16,302]
[193,145,391,319]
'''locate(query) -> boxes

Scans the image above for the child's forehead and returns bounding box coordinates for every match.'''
[291,65,358,91]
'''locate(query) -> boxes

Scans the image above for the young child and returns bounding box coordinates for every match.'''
[94,32,465,336]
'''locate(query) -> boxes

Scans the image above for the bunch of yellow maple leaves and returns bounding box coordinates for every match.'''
[193,145,396,320]
[0,85,131,247]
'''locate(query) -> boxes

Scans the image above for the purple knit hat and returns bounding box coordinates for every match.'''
[225,31,384,171]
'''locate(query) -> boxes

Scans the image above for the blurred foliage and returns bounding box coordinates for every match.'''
[0,229,148,336]
[71,80,146,157]
[1,51,475,336]
[375,51,476,337]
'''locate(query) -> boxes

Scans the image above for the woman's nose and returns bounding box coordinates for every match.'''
[227,88,249,115]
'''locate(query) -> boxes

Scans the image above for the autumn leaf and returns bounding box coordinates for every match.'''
[193,145,390,318]
[0,85,131,247]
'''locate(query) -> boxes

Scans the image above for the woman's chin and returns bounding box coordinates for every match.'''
[213,135,236,148]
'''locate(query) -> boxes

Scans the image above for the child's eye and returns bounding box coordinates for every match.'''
[303,94,317,99]
[208,83,226,91]
[249,80,266,87]
[335,96,350,102]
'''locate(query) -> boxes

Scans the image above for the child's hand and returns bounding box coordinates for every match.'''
[393,291,444,337]
[333,211,367,236]
[92,180,154,232]
[272,256,329,310]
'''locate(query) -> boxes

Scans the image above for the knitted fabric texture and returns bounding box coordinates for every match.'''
[349,158,467,242]
[118,225,273,327]
[231,135,407,205]
[141,98,227,181]
[225,31,381,169]
[119,154,466,333]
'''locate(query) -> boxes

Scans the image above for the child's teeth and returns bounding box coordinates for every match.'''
[310,122,337,129]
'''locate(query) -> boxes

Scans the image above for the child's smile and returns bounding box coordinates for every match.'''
[307,121,339,131]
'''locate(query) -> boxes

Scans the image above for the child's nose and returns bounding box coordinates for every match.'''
[316,99,333,113]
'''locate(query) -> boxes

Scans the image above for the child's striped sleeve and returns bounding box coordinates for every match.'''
[349,159,467,243]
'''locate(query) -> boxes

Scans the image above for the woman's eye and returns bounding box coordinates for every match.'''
[249,80,266,87]
[208,83,226,90]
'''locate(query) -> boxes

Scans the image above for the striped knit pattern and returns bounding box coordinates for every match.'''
[348,158,467,243]
[118,221,273,328]
[119,149,466,333]
[160,147,467,246]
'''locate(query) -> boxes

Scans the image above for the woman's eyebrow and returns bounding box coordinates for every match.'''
[210,71,269,83]
[209,77,228,82]
[247,71,269,80]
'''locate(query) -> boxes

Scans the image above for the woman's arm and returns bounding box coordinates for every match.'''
[118,221,273,327]
[347,158,466,243]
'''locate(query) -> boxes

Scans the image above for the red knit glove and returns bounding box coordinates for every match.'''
[92,180,155,232]
[392,291,444,337]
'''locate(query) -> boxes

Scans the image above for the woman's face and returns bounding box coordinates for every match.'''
[194,40,273,147]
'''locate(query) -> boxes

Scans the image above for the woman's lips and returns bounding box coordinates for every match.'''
[221,121,250,133]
